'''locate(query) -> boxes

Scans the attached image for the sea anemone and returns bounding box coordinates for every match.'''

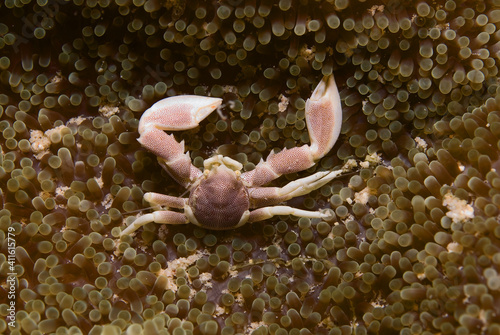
[1,0,500,334]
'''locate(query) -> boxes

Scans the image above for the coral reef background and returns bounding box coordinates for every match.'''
[1,0,500,334]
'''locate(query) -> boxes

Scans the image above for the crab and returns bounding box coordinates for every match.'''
[121,75,342,236]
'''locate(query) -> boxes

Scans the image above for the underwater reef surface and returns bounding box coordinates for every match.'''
[1,0,500,334]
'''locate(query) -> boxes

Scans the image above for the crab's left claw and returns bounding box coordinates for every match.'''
[306,75,342,160]
[242,75,342,187]
[137,95,222,187]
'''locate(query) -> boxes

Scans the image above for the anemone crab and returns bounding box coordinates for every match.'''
[121,75,342,236]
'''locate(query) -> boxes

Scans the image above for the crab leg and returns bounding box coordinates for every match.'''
[120,211,189,236]
[121,194,188,236]
[248,169,344,207]
[143,193,187,209]
[248,206,334,222]
[242,75,342,187]
[138,96,223,187]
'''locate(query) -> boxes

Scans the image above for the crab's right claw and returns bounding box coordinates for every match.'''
[305,75,342,160]
[138,95,222,134]
[137,95,222,187]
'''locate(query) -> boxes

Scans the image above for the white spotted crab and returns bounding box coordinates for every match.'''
[121,75,342,235]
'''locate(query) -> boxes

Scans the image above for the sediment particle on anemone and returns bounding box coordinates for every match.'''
[442,192,474,223]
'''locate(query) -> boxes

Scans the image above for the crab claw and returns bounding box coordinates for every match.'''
[305,75,342,160]
[137,95,222,187]
[241,75,343,187]
[138,95,222,134]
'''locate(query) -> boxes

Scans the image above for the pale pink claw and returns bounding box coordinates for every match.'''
[306,75,342,159]
[242,74,342,187]
[137,95,222,187]
[138,95,222,133]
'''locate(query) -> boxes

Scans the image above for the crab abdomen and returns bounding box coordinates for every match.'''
[189,172,250,230]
